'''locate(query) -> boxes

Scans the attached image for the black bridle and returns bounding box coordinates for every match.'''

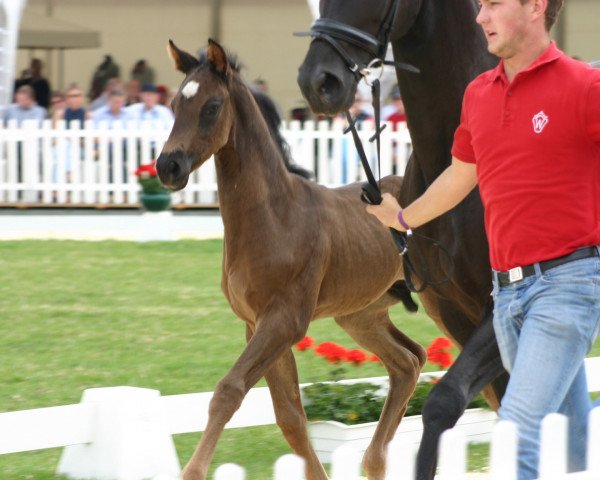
[295,0,455,293]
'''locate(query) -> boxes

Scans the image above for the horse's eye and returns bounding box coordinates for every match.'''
[202,102,221,118]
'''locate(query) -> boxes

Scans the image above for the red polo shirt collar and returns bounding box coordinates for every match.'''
[490,41,563,84]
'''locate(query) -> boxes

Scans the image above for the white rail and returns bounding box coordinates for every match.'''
[0,357,598,479]
[0,119,412,207]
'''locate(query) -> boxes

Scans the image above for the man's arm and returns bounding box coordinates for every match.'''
[366,157,478,231]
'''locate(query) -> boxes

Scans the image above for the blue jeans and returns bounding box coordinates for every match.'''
[492,251,600,480]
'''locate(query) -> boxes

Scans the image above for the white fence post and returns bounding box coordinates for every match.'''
[274,454,305,480]
[330,444,362,480]
[539,413,568,478]
[57,386,181,480]
[385,438,417,480]
[214,463,246,480]
[437,427,467,480]
[587,406,600,474]
[489,420,518,480]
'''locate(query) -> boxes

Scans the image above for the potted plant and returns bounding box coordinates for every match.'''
[134,161,172,212]
[296,336,493,463]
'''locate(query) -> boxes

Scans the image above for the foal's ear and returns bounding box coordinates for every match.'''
[207,38,230,77]
[167,40,200,74]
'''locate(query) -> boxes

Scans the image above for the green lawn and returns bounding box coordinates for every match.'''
[0,240,598,479]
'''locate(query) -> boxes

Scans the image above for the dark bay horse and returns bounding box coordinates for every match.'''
[157,39,425,480]
[297,1,509,478]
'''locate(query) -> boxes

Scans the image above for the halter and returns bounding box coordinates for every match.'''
[295,0,455,293]
[294,0,419,81]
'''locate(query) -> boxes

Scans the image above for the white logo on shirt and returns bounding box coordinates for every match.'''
[532,111,549,134]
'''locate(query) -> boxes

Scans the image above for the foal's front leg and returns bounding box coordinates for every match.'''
[181,308,309,480]
[264,349,329,480]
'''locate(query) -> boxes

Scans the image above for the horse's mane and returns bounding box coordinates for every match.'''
[198,50,313,180]
[250,89,313,180]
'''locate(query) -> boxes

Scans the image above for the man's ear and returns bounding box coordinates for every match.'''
[167,40,200,74]
[207,38,230,77]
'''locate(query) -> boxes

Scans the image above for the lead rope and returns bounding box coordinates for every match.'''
[344,79,454,292]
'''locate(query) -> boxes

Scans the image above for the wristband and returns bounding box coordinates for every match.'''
[397,210,411,230]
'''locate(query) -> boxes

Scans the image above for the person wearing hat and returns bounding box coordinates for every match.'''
[126,83,174,124]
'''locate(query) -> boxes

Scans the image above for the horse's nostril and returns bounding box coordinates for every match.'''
[316,72,342,101]
[168,160,180,175]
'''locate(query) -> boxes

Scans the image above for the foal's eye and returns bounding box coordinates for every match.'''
[202,102,221,119]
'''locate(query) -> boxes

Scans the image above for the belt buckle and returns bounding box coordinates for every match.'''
[508,266,523,283]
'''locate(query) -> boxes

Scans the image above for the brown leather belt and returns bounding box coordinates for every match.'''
[496,247,599,287]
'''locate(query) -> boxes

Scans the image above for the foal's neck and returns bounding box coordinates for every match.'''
[214,80,293,231]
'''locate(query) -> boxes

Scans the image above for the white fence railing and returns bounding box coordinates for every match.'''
[1,357,599,480]
[0,119,412,208]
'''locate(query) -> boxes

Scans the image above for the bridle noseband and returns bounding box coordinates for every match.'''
[294,0,419,80]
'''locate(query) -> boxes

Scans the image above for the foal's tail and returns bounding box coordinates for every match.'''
[388,280,419,312]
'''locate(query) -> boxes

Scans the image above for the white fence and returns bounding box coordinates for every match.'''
[1,357,599,480]
[0,119,412,208]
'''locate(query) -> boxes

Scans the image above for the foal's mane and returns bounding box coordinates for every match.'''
[197,49,312,179]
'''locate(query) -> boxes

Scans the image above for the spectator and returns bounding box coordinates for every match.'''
[48,90,66,120]
[90,78,123,111]
[14,58,51,109]
[156,85,171,107]
[92,87,133,127]
[125,79,141,106]
[89,55,121,102]
[385,85,407,128]
[131,59,155,86]
[53,84,90,126]
[3,85,47,125]
[126,83,174,124]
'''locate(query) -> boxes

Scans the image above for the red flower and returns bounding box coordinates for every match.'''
[315,342,348,364]
[295,336,314,351]
[426,337,454,369]
[345,349,368,365]
[369,354,381,363]
[134,161,158,178]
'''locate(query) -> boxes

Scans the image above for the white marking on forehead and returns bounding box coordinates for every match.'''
[182,80,200,99]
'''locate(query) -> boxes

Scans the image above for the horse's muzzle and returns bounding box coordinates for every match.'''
[156,150,194,191]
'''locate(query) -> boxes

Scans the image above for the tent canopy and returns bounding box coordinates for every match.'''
[18,10,100,49]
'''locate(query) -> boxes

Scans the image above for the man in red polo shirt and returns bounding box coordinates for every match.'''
[367,0,600,478]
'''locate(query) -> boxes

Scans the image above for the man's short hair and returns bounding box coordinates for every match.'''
[16,85,35,98]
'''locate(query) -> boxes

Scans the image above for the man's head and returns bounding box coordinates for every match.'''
[476,0,562,59]
[107,87,127,113]
[140,83,159,109]
[15,85,36,108]
[65,85,85,109]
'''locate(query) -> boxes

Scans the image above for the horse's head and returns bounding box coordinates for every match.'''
[297,0,422,115]
[157,39,235,191]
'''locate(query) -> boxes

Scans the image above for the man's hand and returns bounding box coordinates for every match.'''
[366,193,405,231]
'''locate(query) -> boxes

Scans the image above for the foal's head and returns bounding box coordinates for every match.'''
[157,40,237,191]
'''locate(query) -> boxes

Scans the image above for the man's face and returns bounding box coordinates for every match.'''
[141,91,159,109]
[65,89,84,109]
[108,94,126,113]
[476,0,533,58]
[15,92,34,108]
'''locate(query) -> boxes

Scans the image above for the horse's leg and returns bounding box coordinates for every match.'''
[264,349,329,480]
[415,307,508,480]
[335,300,426,480]
[181,304,311,480]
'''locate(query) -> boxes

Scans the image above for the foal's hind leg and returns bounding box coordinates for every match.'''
[264,349,329,480]
[415,307,508,480]
[335,300,426,480]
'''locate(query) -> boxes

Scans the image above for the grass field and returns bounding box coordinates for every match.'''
[1,240,598,479]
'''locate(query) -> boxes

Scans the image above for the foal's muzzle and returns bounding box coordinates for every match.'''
[156,150,194,191]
